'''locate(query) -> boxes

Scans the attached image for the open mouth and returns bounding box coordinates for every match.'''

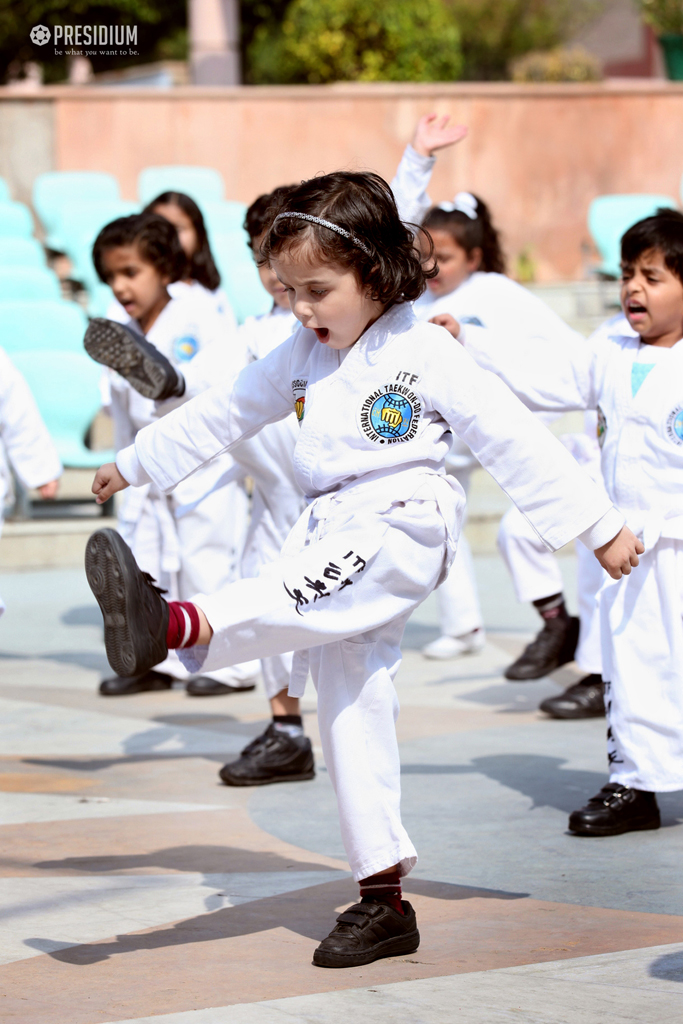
[313,327,330,343]
[627,301,647,317]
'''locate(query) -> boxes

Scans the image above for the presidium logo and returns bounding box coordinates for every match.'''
[30,25,51,45]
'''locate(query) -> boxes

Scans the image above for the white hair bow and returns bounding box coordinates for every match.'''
[437,192,478,220]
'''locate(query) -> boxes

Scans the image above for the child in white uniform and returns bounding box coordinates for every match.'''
[393,118,605,719]
[0,348,61,615]
[159,186,312,785]
[452,207,683,837]
[106,191,237,330]
[87,212,257,696]
[85,171,639,965]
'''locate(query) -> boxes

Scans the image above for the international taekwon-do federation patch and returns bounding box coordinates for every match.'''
[292,378,308,425]
[358,383,422,445]
[174,335,199,362]
[596,404,607,447]
[666,404,683,445]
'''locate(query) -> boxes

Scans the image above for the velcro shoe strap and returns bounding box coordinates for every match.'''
[336,905,380,925]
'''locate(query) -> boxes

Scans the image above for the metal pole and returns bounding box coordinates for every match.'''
[189,0,241,85]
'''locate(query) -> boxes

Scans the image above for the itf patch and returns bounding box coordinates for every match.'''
[174,335,199,362]
[358,383,421,445]
[597,404,607,448]
[666,404,683,446]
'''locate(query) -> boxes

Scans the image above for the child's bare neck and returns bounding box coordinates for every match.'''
[138,290,171,334]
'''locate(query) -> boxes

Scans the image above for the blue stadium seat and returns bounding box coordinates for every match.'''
[211,231,272,322]
[0,202,33,238]
[0,300,87,355]
[32,171,121,251]
[139,166,225,207]
[11,349,113,468]
[588,194,678,278]
[202,200,248,238]
[0,238,46,267]
[55,199,139,291]
[0,267,61,301]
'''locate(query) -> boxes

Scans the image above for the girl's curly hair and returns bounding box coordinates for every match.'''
[259,171,436,305]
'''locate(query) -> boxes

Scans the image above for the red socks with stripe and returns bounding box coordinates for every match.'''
[166,601,201,649]
[359,869,404,915]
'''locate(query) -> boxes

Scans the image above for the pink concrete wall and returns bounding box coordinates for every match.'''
[5,80,683,280]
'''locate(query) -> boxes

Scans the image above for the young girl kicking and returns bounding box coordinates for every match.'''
[85,171,640,968]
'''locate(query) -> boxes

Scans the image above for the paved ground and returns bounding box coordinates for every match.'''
[1,554,683,1024]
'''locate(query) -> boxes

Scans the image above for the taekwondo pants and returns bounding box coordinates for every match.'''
[433,465,483,638]
[179,486,453,881]
[602,535,683,792]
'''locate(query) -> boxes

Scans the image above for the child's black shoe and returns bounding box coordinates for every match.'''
[313,900,419,968]
[219,723,315,786]
[539,673,605,719]
[84,318,185,400]
[86,528,169,679]
[504,615,579,680]
[99,670,174,696]
[568,783,660,836]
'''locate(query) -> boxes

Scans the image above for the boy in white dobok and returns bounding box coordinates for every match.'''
[445,208,683,837]
[0,348,61,616]
[85,172,640,966]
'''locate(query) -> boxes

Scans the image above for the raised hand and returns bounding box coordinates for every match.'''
[412,114,468,158]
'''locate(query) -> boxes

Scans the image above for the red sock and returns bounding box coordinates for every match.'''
[166,601,201,649]
[359,869,404,915]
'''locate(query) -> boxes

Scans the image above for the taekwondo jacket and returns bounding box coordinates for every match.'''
[118,302,624,556]
[461,318,683,549]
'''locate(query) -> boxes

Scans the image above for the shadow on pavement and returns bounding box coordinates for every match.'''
[649,948,683,981]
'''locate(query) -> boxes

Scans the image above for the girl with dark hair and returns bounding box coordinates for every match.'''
[85,169,632,966]
[144,191,236,326]
[392,117,604,704]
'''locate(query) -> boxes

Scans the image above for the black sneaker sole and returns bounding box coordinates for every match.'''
[84,319,171,400]
[313,928,420,968]
[86,528,168,678]
[219,768,316,787]
[568,817,660,837]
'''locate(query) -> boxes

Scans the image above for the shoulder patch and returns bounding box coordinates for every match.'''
[358,383,422,445]
[596,404,607,448]
[292,378,308,425]
[174,335,199,362]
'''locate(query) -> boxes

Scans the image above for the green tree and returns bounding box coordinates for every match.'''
[247,0,462,84]
[0,0,186,83]
[445,0,605,80]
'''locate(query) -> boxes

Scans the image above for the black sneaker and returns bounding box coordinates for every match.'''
[313,900,419,968]
[539,673,605,719]
[84,318,185,400]
[218,723,315,786]
[504,615,579,680]
[100,670,174,696]
[568,783,660,837]
[186,677,256,697]
[85,528,169,679]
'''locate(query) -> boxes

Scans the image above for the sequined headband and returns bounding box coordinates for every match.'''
[273,212,373,256]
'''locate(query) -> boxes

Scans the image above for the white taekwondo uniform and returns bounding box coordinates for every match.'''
[117,302,621,880]
[173,304,306,699]
[106,281,237,331]
[109,293,258,685]
[392,143,607,661]
[0,347,62,616]
[461,317,683,792]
